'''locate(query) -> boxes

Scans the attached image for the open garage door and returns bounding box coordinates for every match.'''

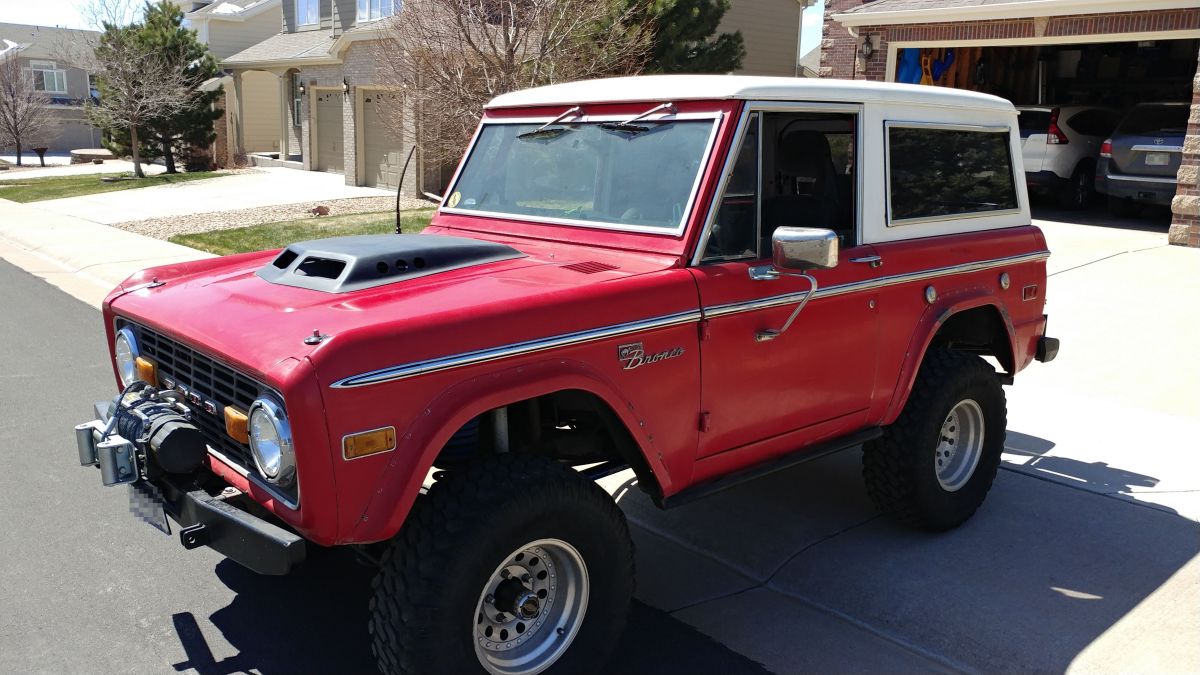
[362,91,403,190]
[894,38,1197,217]
[315,91,344,174]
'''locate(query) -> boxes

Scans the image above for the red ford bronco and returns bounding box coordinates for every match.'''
[76,75,1058,674]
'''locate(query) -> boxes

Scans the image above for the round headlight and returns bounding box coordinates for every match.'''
[114,328,139,387]
[248,397,295,484]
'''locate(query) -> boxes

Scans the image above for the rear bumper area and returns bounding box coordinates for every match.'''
[1025,170,1067,191]
[1036,336,1060,363]
[1095,161,1177,205]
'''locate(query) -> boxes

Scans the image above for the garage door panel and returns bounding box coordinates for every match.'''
[316,92,344,174]
[364,91,403,189]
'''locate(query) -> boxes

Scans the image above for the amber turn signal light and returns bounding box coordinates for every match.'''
[225,406,249,444]
[135,356,158,386]
[344,427,397,460]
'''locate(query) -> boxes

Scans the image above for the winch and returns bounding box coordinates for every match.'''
[75,383,208,485]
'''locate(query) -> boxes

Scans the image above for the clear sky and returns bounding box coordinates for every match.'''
[801,0,825,57]
[0,0,95,30]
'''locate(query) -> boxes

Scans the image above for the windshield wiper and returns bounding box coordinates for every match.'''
[518,106,583,141]
[600,102,677,135]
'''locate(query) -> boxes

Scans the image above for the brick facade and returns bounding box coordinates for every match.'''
[822,3,1200,247]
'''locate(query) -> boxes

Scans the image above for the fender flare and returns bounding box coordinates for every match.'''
[349,358,666,543]
[881,291,1016,426]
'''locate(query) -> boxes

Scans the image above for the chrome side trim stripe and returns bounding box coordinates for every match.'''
[704,250,1050,319]
[331,250,1049,389]
[331,310,704,388]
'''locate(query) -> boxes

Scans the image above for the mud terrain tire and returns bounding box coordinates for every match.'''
[863,349,1006,531]
[369,455,634,675]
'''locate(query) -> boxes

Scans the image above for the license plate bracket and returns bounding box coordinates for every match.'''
[1145,152,1170,167]
[129,481,171,535]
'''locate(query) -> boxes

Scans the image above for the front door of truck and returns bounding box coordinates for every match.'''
[691,107,880,462]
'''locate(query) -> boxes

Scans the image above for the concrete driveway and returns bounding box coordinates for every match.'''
[23,166,391,224]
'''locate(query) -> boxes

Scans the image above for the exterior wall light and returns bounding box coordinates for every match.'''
[298,82,305,96]
[343,78,350,96]
[860,35,875,59]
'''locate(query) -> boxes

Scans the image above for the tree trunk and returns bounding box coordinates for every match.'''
[161,137,177,174]
[130,124,145,178]
[14,141,21,166]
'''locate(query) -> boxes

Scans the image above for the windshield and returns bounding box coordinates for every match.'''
[444,118,717,232]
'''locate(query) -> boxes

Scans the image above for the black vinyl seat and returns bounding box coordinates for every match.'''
[762,130,850,249]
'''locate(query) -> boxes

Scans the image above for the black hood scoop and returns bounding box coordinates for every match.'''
[256,234,525,293]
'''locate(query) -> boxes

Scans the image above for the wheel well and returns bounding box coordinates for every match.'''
[432,390,661,500]
[929,306,1014,374]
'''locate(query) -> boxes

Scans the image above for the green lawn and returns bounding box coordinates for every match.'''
[0,171,222,202]
[170,209,436,256]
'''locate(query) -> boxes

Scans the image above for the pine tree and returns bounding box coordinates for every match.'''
[636,0,745,74]
[105,1,223,173]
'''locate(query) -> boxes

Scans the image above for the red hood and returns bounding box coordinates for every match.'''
[105,230,694,387]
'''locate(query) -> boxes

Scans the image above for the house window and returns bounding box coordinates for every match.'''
[292,74,303,127]
[886,124,1017,224]
[357,0,396,21]
[29,60,68,94]
[296,0,319,25]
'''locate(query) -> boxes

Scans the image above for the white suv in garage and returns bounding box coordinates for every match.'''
[1018,105,1120,209]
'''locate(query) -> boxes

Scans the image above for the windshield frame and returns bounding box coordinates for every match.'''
[439,111,724,237]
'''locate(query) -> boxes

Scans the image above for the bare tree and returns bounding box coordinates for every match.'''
[84,23,196,178]
[375,0,652,182]
[0,53,54,165]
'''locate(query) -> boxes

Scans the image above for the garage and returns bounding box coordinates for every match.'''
[315,91,344,174]
[824,0,1200,247]
[361,90,404,190]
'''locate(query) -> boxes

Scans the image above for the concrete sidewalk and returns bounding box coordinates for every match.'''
[0,198,211,308]
[1,202,1196,673]
[21,166,391,224]
[0,159,167,181]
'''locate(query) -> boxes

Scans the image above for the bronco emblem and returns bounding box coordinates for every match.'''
[618,342,685,370]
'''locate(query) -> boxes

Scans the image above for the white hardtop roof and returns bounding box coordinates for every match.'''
[486,75,1015,113]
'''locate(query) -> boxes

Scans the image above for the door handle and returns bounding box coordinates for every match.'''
[849,255,883,268]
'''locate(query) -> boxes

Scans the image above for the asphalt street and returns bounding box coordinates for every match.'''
[0,258,769,675]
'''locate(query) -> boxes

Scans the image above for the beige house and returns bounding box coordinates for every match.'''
[0,22,103,155]
[718,0,820,76]
[174,0,285,157]
[214,0,416,194]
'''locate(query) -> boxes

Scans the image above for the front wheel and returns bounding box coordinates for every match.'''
[369,455,634,675]
[863,349,1006,530]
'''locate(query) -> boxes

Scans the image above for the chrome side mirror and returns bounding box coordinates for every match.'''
[747,228,839,343]
[772,227,839,271]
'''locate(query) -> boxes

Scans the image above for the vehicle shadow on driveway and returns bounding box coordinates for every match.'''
[172,545,770,674]
[1005,430,1161,494]
[612,447,1200,672]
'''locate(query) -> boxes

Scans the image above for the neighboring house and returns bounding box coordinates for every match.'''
[219,0,416,193]
[0,23,102,154]
[174,0,285,158]
[820,0,1200,248]
[719,0,820,76]
[797,46,820,77]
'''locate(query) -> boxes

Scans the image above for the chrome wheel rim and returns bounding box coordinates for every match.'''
[473,539,589,675]
[935,399,985,492]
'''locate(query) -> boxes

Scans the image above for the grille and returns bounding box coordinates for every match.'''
[117,319,294,500]
[562,261,619,275]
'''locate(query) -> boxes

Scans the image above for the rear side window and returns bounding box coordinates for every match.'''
[1117,106,1189,135]
[886,125,1018,224]
[1067,109,1119,137]
[1017,110,1051,138]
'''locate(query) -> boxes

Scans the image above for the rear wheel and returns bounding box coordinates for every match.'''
[863,349,1006,530]
[369,455,634,675]
[1108,195,1142,218]
[1058,164,1095,210]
